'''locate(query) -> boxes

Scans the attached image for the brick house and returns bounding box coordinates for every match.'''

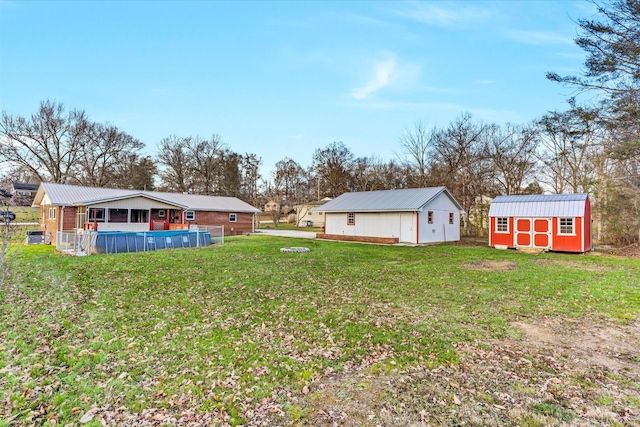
[32,183,261,245]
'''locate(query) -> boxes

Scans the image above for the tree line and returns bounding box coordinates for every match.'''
[0,0,638,244]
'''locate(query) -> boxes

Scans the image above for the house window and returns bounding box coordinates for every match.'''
[229,213,237,222]
[185,211,195,221]
[347,212,355,226]
[88,208,105,222]
[108,208,128,223]
[496,217,509,233]
[449,212,454,224]
[559,218,574,235]
[427,211,434,224]
[48,207,56,220]
[131,209,149,223]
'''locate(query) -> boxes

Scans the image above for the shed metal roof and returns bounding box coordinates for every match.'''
[33,183,261,213]
[489,193,588,218]
[316,187,464,213]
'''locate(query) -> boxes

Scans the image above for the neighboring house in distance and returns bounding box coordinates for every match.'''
[264,200,280,212]
[13,183,39,197]
[294,198,331,227]
[32,183,261,245]
[12,182,39,205]
[264,200,292,214]
[488,193,592,253]
[316,187,464,244]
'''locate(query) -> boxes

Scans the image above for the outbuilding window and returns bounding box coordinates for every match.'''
[347,212,355,226]
[496,217,509,233]
[427,211,433,224]
[229,213,237,222]
[559,218,574,235]
[185,211,195,221]
[449,212,454,224]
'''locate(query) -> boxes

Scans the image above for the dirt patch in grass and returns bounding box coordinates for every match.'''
[515,316,640,376]
[295,316,640,426]
[597,243,640,257]
[447,237,488,247]
[463,260,517,271]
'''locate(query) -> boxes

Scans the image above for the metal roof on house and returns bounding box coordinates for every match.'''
[315,187,464,213]
[33,183,261,213]
[488,193,588,218]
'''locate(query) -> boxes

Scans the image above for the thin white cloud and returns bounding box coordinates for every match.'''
[507,30,574,45]
[395,2,492,27]
[351,57,397,100]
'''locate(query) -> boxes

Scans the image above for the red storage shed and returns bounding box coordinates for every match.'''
[488,194,591,253]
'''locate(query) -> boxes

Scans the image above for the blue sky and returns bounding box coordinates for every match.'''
[0,1,594,178]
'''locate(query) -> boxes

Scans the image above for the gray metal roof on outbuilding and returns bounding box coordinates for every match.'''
[488,193,588,218]
[33,183,261,213]
[315,187,464,213]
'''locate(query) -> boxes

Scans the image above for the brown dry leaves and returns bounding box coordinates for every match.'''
[298,316,640,426]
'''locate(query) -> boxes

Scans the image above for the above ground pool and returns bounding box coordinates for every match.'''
[82,230,213,254]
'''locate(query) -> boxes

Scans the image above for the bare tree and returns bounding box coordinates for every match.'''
[312,141,354,198]
[351,157,375,192]
[217,150,243,197]
[76,123,145,187]
[373,159,409,190]
[241,153,262,206]
[547,0,640,243]
[188,135,225,195]
[0,100,89,183]
[537,106,602,194]
[488,123,539,195]
[157,135,195,193]
[273,157,304,203]
[431,113,494,235]
[109,154,157,190]
[398,121,436,188]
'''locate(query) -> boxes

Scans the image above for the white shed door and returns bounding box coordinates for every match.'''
[400,213,414,243]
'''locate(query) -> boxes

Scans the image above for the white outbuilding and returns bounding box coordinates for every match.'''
[315,187,464,244]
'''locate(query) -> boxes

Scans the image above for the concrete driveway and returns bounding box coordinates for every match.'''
[254,229,317,239]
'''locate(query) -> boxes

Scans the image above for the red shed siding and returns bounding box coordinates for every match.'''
[489,217,513,247]
[551,217,582,252]
[584,199,592,251]
[489,195,591,253]
[490,215,589,253]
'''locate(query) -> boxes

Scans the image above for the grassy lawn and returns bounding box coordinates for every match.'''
[1,236,639,426]
[257,222,323,232]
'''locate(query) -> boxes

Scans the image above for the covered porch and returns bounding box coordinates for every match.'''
[77,195,190,232]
